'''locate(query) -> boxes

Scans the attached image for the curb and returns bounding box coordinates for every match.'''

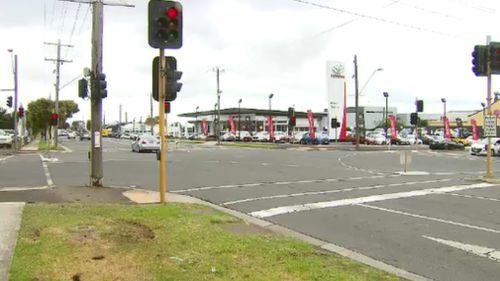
[123,189,431,281]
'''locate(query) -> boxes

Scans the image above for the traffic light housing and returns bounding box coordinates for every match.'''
[416,100,424,112]
[78,78,88,99]
[18,106,24,118]
[472,45,488,77]
[410,113,418,125]
[50,113,58,126]
[94,73,107,98]
[164,101,171,114]
[290,116,296,127]
[152,56,182,102]
[489,42,500,75]
[6,96,12,108]
[148,0,183,49]
[331,118,339,128]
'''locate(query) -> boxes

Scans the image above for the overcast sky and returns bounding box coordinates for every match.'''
[0,0,499,124]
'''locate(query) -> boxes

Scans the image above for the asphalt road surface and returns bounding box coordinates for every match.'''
[3,137,500,281]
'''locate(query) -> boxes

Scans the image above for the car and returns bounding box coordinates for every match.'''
[470,138,500,156]
[131,135,160,152]
[80,131,91,141]
[299,132,330,145]
[235,131,252,141]
[429,139,465,150]
[253,131,270,142]
[0,129,13,148]
[67,131,76,139]
[273,131,290,143]
[57,129,68,137]
[221,132,236,141]
[366,132,386,145]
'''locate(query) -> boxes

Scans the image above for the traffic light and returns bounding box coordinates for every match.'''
[410,113,418,125]
[50,113,58,126]
[148,0,183,49]
[6,96,12,108]
[78,78,88,99]
[152,56,182,101]
[290,116,296,126]
[164,101,171,113]
[18,106,24,118]
[489,42,500,74]
[416,100,424,112]
[94,73,107,98]
[472,45,488,76]
[287,107,294,119]
[456,118,463,127]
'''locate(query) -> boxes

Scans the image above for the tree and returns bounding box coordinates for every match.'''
[0,107,14,129]
[27,98,53,136]
[58,100,79,128]
[145,116,159,127]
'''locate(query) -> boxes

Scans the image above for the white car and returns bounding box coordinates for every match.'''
[470,138,500,156]
[67,131,77,139]
[253,131,270,142]
[366,133,386,145]
[131,135,160,152]
[0,129,13,148]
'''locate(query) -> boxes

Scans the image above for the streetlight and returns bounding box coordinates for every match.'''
[383,92,389,140]
[268,93,274,141]
[7,49,18,152]
[359,68,383,96]
[441,98,447,119]
[213,103,217,137]
[238,99,242,140]
[195,106,199,135]
[481,102,486,128]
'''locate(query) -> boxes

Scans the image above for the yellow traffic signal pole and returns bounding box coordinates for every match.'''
[483,36,491,178]
[159,49,167,202]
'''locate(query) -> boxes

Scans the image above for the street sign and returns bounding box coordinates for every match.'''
[484,115,497,137]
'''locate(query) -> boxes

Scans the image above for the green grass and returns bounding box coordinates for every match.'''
[222,142,281,149]
[37,140,64,151]
[10,204,404,281]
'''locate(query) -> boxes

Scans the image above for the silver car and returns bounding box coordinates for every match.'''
[131,135,160,153]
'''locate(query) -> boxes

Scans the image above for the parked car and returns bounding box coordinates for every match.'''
[131,135,160,152]
[235,131,252,142]
[253,131,270,142]
[366,132,386,145]
[299,132,329,145]
[221,132,236,141]
[273,131,290,143]
[429,139,465,150]
[0,129,13,148]
[470,138,500,156]
[67,131,77,139]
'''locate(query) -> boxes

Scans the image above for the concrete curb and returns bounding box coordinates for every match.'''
[0,202,25,281]
[122,190,432,281]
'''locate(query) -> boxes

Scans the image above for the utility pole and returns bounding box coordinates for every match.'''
[45,40,73,148]
[119,104,122,136]
[213,66,224,145]
[486,35,493,178]
[354,55,360,149]
[62,0,134,187]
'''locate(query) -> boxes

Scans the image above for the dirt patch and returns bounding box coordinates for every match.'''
[26,227,41,242]
[111,219,155,242]
[219,222,273,235]
[71,225,96,242]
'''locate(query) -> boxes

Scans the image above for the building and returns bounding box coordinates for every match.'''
[178,108,328,136]
[346,106,398,130]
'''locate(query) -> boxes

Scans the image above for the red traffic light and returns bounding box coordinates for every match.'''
[166,7,178,19]
[51,113,58,120]
[164,101,171,114]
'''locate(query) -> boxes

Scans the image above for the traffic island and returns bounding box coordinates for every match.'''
[9,204,404,281]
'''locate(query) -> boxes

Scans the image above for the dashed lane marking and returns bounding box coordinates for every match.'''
[171,175,400,194]
[39,154,55,187]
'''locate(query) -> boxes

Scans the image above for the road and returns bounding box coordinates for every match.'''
[2,137,500,281]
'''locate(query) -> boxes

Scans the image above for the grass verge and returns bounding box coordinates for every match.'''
[10,204,403,281]
[222,142,281,149]
[37,140,64,151]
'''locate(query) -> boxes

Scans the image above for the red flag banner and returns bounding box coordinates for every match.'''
[307,110,315,139]
[339,81,347,140]
[389,115,397,140]
[471,118,478,141]
[267,116,274,140]
[229,115,236,134]
[444,117,451,139]
[201,119,208,135]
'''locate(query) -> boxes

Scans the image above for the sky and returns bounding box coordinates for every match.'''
[0,0,499,125]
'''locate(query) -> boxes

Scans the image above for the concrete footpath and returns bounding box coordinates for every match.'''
[0,203,24,281]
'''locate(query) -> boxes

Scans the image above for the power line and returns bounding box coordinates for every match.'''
[288,0,460,38]
[387,0,464,20]
[65,3,83,57]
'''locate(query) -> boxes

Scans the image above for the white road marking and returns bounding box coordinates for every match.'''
[286,164,299,167]
[423,235,500,262]
[261,163,269,166]
[359,204,500,234]
[0,155,14,162]
[171,175,397,193]
[0,186,50,192]
[249,183,494,218]
[222,179,452,206]
[448,193,500,203]
[39,154,55,187]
